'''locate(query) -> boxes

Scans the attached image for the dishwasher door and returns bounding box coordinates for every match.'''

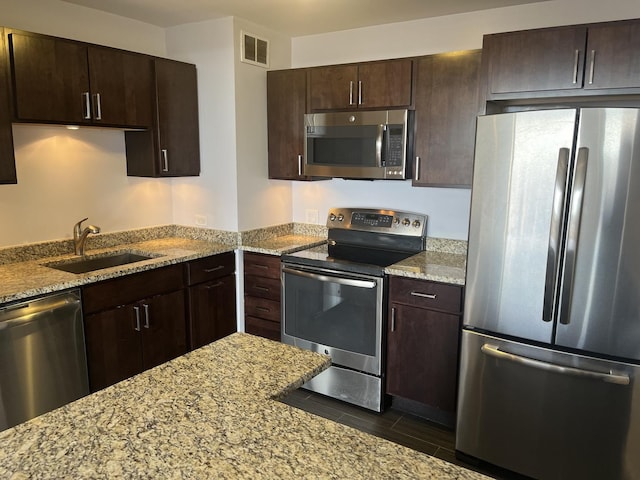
[0,289,89,431]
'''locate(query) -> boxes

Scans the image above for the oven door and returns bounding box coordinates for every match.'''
[281,263,384,375]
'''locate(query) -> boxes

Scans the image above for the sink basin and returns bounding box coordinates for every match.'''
[45,252,158,274]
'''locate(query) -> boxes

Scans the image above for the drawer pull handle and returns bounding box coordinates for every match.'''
[410,291,437,300]
[204,265,225,273]
[256,306,270,312]
[254,264,269,270]
[254,286,270,292]
[204,282,224,290]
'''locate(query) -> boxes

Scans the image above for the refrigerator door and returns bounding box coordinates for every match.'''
[465,109,577,342]
[456,330,640,480]
[556,108,640,361]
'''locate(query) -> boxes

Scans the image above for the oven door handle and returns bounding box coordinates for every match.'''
[282,266,377,289]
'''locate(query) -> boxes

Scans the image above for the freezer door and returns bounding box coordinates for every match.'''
[456,330,640,480]
[465,109,577,342]
[556,108,640,361]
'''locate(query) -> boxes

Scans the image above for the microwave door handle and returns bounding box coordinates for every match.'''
[376,124,386,167]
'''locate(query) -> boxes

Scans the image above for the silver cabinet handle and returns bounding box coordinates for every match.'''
[559,147,589,325]
[133,306,141,331]
[82,92,91,120]
[282,266,377,289]
[203,265,225,273]
[357,80,363,105]
[349,81,355,106]
[143,304,150,329]
[481,344,630,385]
[390,307,397,332]
[415,156,421,181]
[204,281,224,290]
[298,154,303,177]
[93,93,102,120]
[161,149,169,172]
[588,49,596,85]
[410,291,436,299]
[572,49,580,84]
[543,148,570,323]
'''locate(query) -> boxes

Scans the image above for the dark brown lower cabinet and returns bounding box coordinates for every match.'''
[243,252,281,341]
[84,289,187,392]
[82,264,187,392]
[386,276,463,424]
[187,252,237,350]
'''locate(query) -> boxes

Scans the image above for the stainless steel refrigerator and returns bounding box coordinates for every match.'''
[456,108,640,480]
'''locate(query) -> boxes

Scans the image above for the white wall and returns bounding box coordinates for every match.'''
[165,17,240,232]
[0,0,172,246]
[233,18,294,231]
[291,0,640,240]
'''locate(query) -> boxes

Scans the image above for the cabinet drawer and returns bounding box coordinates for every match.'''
[243,252,280,279]
[244,275,280,301]
[389,276,462,314]
[187,251,235,285]
[83,264,185,315]
[245,316,281,342]
[244,296,280,323]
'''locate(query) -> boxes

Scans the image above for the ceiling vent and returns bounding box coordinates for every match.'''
[241,31,269,68]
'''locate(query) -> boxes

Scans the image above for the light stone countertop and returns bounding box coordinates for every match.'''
[241,234,326,256]
[0,333,491,479]
[385,250,467,286]
[0,237,235,305]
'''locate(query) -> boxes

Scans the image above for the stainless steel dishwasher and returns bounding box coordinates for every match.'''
[0,289,89,431]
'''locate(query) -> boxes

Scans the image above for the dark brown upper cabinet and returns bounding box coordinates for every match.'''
[0,27,16,184]
[267,68,310,180]
[483,18,640,100]
[412,50,482,188]
[125,58,200,177]
[584,20,640,90]
[7,30,153,128]
[309,59,413,111]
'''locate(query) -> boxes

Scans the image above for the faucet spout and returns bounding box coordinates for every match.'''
[73,218,101,256]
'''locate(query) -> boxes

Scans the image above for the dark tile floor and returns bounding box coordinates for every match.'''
[281,388,529,480]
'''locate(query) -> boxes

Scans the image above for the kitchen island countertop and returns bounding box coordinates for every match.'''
[0,333,490,479]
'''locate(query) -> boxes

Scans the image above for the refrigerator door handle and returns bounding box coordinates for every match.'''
[543,148,570,322]
[481,343,630,385]
[559,147,589,325]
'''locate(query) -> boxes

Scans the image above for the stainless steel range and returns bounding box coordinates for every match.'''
[281,207,427,412]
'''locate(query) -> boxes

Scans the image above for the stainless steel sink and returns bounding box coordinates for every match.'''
[45,252,159,274]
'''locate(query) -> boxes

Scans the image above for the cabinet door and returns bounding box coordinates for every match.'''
[585,20,640,90]
[309,64,358,110]
[155,58,200,176]
[9,32,90,123]
[0,28,16,184]
[87,46,153,127]
[386,302,460,413]
[189,274,237,350]
[125,58,200,177]
[357,59,413,109]
[267,68,308,180]
[84,305,143,392]
[484,26,587,94]
[140,289,188,370]
[413,51,482,187]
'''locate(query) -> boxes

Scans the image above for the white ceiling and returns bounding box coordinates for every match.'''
[60,0,548,36]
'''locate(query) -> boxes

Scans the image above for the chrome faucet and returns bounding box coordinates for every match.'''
[73,218,101,256]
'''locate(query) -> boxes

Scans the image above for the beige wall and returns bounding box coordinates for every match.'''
[290,0,640,240]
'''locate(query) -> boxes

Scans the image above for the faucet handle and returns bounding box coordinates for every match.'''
[73,217,89,238]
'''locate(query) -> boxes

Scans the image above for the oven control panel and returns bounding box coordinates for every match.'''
[326,208,427,236]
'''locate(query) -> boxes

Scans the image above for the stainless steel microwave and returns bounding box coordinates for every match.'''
[303,109,412,180]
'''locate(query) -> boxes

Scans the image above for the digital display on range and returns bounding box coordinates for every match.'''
[352,212,393,228]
